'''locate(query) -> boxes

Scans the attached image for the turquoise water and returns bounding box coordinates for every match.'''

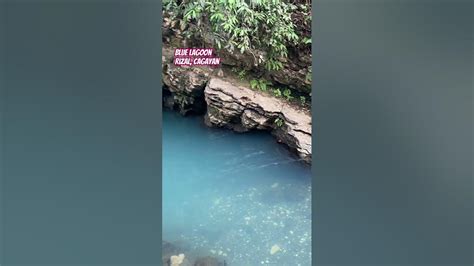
[163,111,312,266]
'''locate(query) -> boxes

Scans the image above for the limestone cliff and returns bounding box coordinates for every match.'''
[204,78,311,163]
[163,48,312,163]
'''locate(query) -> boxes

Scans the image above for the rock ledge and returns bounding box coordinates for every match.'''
[204,78,312,163]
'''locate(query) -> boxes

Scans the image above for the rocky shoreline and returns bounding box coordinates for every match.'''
[162,9,312,164]
[162,8,312,265]
[162,47,312,164]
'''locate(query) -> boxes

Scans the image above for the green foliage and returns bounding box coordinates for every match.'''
[274,117,284,127]
[231,67,247,80]
[265,58,284,71]
[163,0,310,71]
[250,79,258,89]
[250,78,271,91]
[299,95,306,105]
[174,94,189,109]
[305,65,312,82]
[272,88,282,97]
[238,69,247,80]
[283,88,293,101]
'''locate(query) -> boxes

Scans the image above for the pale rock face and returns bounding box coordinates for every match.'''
[163,65,210,96]
[241,109,271,130]
[204,78,312,163]
[162,48,312,163]
[162,53,212,115]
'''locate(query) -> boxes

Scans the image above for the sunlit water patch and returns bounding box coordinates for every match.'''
[163,111,312,266]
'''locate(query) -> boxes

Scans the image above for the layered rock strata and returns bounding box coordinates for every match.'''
[162,44,312,163]
[204,78,311,163]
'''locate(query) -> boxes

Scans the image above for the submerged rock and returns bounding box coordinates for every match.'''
[163,240,227,266]
[170,254,186,266]
[270,244,281,255]
[162,242,192,266]
[194,256,226,266]
[163,241,180,266]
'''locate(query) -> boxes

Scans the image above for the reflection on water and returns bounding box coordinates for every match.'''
[163,111,311,265]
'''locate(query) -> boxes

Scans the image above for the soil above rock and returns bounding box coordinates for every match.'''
[163,47,312,164]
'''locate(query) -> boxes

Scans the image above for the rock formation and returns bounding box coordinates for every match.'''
[162,10,312,164]
[204,78,311,163]
[170,254,186,266]
[163,60,311,163]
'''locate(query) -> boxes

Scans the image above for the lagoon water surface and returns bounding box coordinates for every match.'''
[163,111,312,265]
